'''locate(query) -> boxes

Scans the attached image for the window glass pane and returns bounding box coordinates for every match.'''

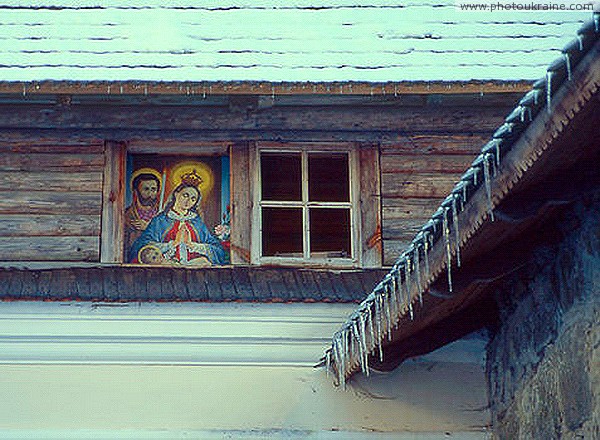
[308,153,349,202]
[262,207,303,257]
[261,153,301,201]
[310,208,351,257]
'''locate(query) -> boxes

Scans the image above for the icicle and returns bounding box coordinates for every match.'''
[595,14,599,33]
[443,206,453,293]
[352,320,363,374]
[473,167,479,186]
[546,71,553,114]
[577,34,584,51]
[368,301,376,354]
[359,312,370,376]
[325,349,331,378]
[392,269,402,326]
[423,231,431,282]
[483,153,495,221]
[564,53,572,81]
[384,282,393,341]
[533,89,539,106]
[341,329,348,388]
[333,333,342,386]
[414,244,423,305]
[452,194,461,268]
[403,262,414,320]
[376,294,384,362]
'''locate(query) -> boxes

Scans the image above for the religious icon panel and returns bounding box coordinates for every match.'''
[124,154,230,266]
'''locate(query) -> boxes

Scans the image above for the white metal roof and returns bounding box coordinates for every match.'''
[0,0,591,82]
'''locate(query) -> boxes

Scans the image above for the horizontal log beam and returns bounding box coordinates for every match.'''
[0,153,104,172]
[381,134,488,155]
[0,236,99,262]
[0,80,532,97]
[0,171,103,192]
[0,128,496,145]
[0,214,100,237]
[0,104,507,133]
[0,191,102,215]
[382,172,462,199]
[381,154,475,174]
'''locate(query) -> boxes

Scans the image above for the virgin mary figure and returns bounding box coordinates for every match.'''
[129,170,227,266]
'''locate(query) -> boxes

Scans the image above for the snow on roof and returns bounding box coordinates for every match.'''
[0,0,592,83]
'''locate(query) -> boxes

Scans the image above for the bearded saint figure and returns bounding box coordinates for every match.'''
[124,169,161,253]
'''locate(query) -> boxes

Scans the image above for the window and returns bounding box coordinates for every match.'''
[254,147,359,265]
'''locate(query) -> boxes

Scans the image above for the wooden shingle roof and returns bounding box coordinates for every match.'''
[0,0,592,84]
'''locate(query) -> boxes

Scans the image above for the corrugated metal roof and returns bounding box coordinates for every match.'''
[0,0,592,82]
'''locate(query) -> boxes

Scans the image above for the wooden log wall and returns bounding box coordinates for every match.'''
[0,143,104,262]
[381,136,497,266]
[0,93,520,267]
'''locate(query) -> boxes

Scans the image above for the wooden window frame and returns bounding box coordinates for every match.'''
[252,143,368,268]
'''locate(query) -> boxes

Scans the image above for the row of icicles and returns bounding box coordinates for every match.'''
[324,13,600,388]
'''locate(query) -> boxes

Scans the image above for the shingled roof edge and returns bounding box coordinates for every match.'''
[323,12,600,387]
[0,80,532,96]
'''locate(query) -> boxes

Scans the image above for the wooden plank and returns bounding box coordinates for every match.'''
[380,154,475,174]
[217,268,238,300]
[0,104,507,133]
[0,80,532,97]
[230,267,255,301]
[382,198,443,220]
[0,236,99,261]
[262,269,290,302]
[382,172,462,199]
[0,214,100,237]
[0,171,103,192]
[0,153,104,172]
[187,269,210,301]
[358,144,382,268]
[100,141,124,263]
[381,135,488,155]
[229,142,252,265]
[0,127,488,146]
[0,144,104,154]
[204,269,224,301]
[383,239,417,266]
[171,269,189,301]
[382,217,431,240]
[0,191,101,215]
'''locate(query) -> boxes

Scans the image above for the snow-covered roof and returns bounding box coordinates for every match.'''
[0,0,592,83]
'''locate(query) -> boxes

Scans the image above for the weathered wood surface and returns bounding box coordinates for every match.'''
[382,172,462,199]
[0,153,104,172]
[0,171,103,192]
[359,144,382,268]
[0,236,99,262]
[0,214,100,237]
[382,198,444,219]
[0,143,105,263]
[0,104,509,133]
[0,266,388,302]
[230,143,252,264]
[0,191,102,215]
[381,135,488,155]
[0,144,105,154]
[380,154,475,174]
[100,141,125,263]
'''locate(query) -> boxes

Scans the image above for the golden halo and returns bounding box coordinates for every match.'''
[170,161,214,198]
[130,167,162,190]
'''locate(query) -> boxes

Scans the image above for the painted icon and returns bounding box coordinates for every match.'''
[125,155,230,266]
